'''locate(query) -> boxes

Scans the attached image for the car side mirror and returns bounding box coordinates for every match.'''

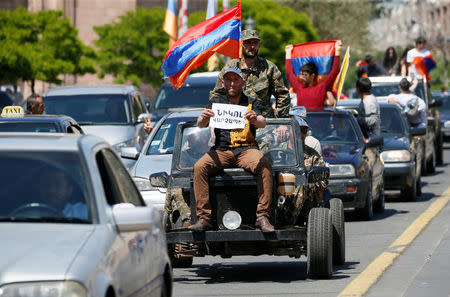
[429,99,443,108]
[307,166,330,183]
[112,203,157,232]
[150,172,168,188]
[366,135,384,147]
[121,146,140,160]
[410,127,426,136]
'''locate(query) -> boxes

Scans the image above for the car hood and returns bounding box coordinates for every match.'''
[0,224,95,284]
[131,153,173,177]
[382,135,409,151]
[81,125,134,145]
[321,143,361,164]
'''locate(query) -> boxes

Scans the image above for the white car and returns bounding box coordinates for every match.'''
[0,133,172,297]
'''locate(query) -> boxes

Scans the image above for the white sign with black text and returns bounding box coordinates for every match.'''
[209,103,247,130]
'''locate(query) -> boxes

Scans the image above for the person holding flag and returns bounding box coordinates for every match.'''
[406,36,436,81]
[285,40,342,108]
[210,29,291,119]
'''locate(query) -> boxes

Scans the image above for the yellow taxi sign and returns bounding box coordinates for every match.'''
[1,106,25,117]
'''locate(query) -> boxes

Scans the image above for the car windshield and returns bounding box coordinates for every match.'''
[0,151,91,223]
[154,85,212,109]
[147,116,196,155]
[308,113,360,145]
[0,122,58,132]
[372,83,425,100]
[44,94,131,125]
[177,123,298,169]
[380,106,406,136]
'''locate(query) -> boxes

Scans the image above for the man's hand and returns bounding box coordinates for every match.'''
[335,40,343,56]
[197,108,214,127]
[245,109,257,124]
[387,98,396,104]
[285,44,293,59]
[143,114,153,134]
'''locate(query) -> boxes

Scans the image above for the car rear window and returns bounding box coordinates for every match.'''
[44,94,131,125]
[154,85,212,109]
[0,122,58,133]
[0,151,91,223]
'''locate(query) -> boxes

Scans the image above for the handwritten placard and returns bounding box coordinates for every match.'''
[209,103,247,130]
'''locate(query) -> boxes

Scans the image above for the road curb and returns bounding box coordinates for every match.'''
[338,187,450,297]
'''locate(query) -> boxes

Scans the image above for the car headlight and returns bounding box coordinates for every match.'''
[381,150,411,162]
[132,176,166,192]
[0,281,87,297]
[112,138,138,152]
[444,120,450,128]
[329,164,355,177]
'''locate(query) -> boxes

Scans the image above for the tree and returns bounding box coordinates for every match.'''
[94,7,169,87]
[188,0,319,73]
[0,8,96,93]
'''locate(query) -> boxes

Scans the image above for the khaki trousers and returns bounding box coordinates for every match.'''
[193,148,273,221]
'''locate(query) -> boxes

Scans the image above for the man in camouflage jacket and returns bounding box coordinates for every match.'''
[210,29,291,119]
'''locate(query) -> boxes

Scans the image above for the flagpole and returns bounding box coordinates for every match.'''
[334,46,350,108]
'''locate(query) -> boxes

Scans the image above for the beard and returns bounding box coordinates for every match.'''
[243,48,258,58]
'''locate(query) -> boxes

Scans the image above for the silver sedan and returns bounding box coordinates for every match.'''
[124,110,202,213]
[0,133,172,297]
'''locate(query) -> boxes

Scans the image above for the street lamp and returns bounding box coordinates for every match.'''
[245,16,255,30]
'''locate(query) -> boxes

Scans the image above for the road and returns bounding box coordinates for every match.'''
[171,145,450,297]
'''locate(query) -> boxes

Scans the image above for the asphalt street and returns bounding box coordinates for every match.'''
[171,145,450,297]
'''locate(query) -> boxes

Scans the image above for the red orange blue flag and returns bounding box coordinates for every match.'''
[289,40,336,86]
[412,54,436,82]
[162,2,242,89]
[163,0,177,46]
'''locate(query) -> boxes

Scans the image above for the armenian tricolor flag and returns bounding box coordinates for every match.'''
[412,54,436,82]
[289,40,336,86]
[163,0,177,47]
[162,2,242,89]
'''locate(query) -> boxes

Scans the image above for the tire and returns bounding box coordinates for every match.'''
[355,178,373,220]
[401,179,417,202]
[416,175,422,197]
[330,199,345,265]
[307,208,333,279]
[421,146,428,176]
[374,183,385,213]
[436,132,444,166]
[427,146,436,174]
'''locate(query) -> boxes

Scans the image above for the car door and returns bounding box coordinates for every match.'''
[97,148,157,296]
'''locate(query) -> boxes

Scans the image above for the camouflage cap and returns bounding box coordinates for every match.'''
[242,29,260,41]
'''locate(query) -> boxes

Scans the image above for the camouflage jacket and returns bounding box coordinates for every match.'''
[303,144,329,201]
[209,56,290,118]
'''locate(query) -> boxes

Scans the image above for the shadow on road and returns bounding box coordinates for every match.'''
[343,208,409,222]
[174,260,353,284]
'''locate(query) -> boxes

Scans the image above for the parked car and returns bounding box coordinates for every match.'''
[0,106,84,134]
[368,76,443,165]
[152,118,343,279]
[42,85,149,152]
[0,133,172,297]
[377,103,426,201]
[150,72,218,126]
[123,109,202,212]
[307,108,384,220]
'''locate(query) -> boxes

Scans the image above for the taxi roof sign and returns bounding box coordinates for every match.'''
[1,106,25,117]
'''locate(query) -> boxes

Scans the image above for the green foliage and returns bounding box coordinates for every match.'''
[0,7,95,92]
[94,7,168,87]
[189,0,318,73]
